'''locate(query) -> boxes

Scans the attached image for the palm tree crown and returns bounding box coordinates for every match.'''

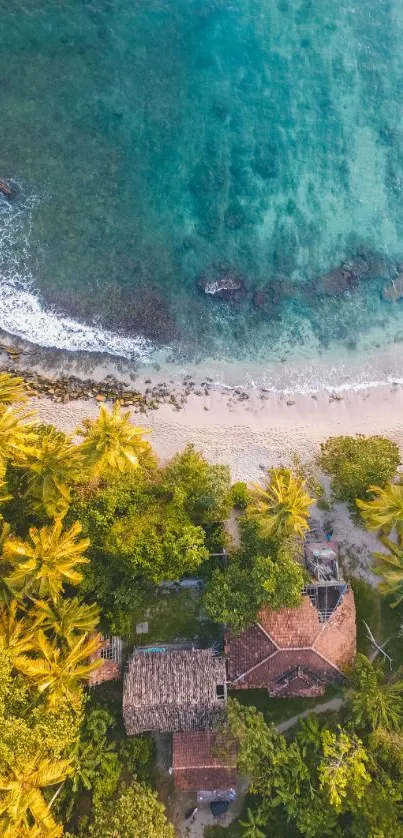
[32,597,99,649]
[249,467,314,540]
[0,405,37,465]
[15,629,102,709]
[357,482,403,540]
[372,537,403,607]
[3,519,90,601]
[0,600,35,661]
[0,372,28,405]
[76,401,150,475]
[21,428,83,518]
[0,752,72,836]
[348,654,403,731]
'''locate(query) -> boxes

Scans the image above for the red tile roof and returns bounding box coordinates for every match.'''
[172,732,237,792]
[226,588,356,696]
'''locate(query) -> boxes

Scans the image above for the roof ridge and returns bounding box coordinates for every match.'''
[255,622,280,649]
[232,649,279,684]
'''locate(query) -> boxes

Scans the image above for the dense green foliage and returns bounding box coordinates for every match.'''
[87,780,175,837]
[318,434,400,507]
[3,375,403,837]
[204,523,305,632]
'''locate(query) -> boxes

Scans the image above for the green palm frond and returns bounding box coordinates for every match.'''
[77,401,151,475]
[249,467,314,540]
[357,483,403,539]
[373,537,403,607]
[31,597,99,648]
[20,428,83,518]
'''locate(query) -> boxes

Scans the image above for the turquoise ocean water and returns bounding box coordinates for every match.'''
[2,0,403,389]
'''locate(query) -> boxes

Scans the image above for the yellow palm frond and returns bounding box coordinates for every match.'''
[77,401,151,475]
[4,519,90,600]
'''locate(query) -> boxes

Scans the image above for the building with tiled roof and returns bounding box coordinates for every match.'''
[172,732,236,802]
[226,542,356,698]
[123,648,227,735]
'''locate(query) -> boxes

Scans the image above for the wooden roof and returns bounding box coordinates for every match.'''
[172,732,236,792]
[123,649,227,734]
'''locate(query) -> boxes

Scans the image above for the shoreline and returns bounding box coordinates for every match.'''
[1,329,403,483]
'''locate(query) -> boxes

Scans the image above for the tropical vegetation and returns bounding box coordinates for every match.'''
[1,374,403,836]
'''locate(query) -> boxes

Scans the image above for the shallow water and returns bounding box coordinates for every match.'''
[1,0,403,386]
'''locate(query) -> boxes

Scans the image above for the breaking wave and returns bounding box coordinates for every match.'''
[0,188,153,361]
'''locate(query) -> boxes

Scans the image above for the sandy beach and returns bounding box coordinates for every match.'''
[31,380,403,484]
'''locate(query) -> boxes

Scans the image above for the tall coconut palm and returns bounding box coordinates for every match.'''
[249,467,314,541]
[76,401,150,475]
[0,372,28,405]
[3,519,90,601]
[372,538,403,607]
[21,428,83,518]
[347,653,403,731]
[0,405,37,464]
[357,483,403,541]
[32,597,99,649]
[0,600,35,661]
[0,752,72,836]
[15,630,102,709]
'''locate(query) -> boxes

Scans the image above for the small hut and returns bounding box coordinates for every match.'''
[88,634,123,687]
[123,649,227,735]
[172,732,236,802]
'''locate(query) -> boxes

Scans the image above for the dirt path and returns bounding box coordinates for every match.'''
[276,696,344,733]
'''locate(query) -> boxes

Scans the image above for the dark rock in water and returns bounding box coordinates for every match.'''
[253,291,267,309]
[314,260,367,296]
[0,179,12,197]
[382,273,403,302]
[197,268,244,299]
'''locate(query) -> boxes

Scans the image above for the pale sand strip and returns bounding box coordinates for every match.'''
[31,383,403,484]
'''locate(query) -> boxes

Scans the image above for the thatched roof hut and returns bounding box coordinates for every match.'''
[123,649,227,735]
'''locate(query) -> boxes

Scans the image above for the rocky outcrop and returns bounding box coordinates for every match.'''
[314,258,370,296]
[382,273,403,302]
[0,179,12,197]
[197,268,244,299]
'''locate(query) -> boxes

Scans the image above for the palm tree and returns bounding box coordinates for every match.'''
[0,752,72,836]
[3,519,90,601]
[0,372,27,404]
[373,538,403,607]
[239,807,267,838]
[249,467,314,540]
[21,428,83,518]
[357,483,403,541]
[32,597,99,649]
[347,653,403,731]
[0,405,37,464]
[76,401,150,475]
[15,630,102,709]
[0,600,35,662]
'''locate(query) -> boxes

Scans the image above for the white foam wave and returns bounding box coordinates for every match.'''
[0,278,153,360]
[0,187,153,361]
